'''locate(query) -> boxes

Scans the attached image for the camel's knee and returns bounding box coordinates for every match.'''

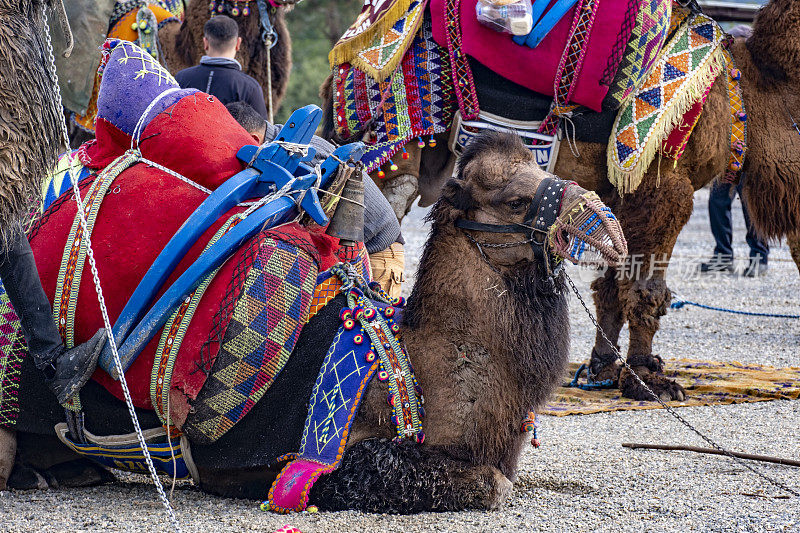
[621,278,671,329]
[379,173,419,220]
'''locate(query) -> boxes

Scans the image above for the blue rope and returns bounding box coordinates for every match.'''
[670,299,800,319]
[563,363,615,390]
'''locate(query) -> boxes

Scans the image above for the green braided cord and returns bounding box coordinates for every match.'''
[53,151,140,348]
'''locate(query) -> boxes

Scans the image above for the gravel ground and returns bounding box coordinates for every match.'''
[2,188,798,532]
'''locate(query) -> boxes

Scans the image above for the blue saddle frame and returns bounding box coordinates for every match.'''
[97,105,365,377]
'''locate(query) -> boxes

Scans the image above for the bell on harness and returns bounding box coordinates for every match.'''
[326,167,365,247]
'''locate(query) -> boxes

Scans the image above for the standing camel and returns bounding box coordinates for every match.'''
[323,0,800,401]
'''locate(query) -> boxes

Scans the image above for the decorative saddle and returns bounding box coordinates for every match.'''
[331,0,746,195]
[2,40,424,512]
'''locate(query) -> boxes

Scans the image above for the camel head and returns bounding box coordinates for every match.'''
[433,131,627,277]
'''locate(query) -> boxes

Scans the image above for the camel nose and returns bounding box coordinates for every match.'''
[549,189,628,267]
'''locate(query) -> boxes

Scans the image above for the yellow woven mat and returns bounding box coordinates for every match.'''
[542,359,800,416]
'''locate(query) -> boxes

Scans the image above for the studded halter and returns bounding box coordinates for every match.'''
[454,177,572,279]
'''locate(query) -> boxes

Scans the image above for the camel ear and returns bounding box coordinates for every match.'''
[441,178,474,212]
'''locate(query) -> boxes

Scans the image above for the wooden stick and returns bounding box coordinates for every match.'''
[622,443,800,468]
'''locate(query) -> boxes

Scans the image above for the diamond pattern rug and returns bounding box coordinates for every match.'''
[608,12,725,193]
[605,0,672,109]
[183,237,318,444]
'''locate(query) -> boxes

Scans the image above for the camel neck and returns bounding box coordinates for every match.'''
[400,221,570,477]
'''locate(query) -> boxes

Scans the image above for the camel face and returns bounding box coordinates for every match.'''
[443,131,627,271]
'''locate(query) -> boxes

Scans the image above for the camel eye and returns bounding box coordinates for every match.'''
[508,199,527,211]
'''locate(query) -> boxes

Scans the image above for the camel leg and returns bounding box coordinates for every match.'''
[8,432,114,490]
[789,234,800,276]
[611,175,693,402]
[587,269,625,383]
[310,438,513,513]
[379,173,420,221]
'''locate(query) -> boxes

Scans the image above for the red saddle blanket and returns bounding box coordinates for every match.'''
[430,0,631,112]
[30,94,351,425]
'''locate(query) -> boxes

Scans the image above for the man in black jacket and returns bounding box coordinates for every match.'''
[175,15,268,118]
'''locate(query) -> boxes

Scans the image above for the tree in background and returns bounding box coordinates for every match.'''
[277,0,362,123]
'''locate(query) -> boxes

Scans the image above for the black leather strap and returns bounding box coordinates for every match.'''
[454,218,530,234]
[454,176,571,280]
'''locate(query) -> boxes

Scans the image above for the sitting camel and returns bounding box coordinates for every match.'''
[5,124,627,512]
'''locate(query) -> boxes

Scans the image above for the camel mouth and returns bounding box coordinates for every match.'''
[549,190,628,268]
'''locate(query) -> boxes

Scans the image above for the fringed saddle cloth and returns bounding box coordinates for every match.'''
[608,8,746,192]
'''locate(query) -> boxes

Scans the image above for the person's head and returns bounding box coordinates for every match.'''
[226,101,267,143]
[203,15,241,58]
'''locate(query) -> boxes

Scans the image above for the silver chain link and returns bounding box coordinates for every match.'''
[563,270,799,498]
[42,7,182,530]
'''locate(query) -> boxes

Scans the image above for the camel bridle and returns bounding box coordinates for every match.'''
[455,177,571,279]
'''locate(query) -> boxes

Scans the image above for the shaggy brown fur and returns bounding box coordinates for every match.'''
[790,235,800,275]
[0,0,65,245]
[160,1,292,116]
[325,0,800,400]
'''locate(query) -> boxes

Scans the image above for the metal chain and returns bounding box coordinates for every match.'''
[563,270,799,498]
[42,7,182,530]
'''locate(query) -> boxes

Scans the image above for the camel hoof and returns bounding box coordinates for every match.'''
[488,469,514,510]
[619,356,686,402]
[465,465,513,510]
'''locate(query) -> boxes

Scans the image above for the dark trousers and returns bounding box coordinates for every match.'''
[709,180,769,264]
[0,226,62,367]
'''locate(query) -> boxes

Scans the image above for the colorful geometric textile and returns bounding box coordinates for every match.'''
[430,0,634,113]
[331,0,428,80]
[151,217,240,426]
[441,0,480,120]
[608,13,726,193]
[536,0,602,137]
[183,238,318,445]
[722,48,747,184]
[0,284,24,428]
[333,16,457,172]
[268,323,379,513]
[542,359,800,416]
[330,0,425,80]
[604,0,672,109]
[267,266,422,513]
[55,423,196,480]
[74,3,187,133]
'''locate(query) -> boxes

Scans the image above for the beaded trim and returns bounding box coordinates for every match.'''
[443,0,480,120]
[538,0,600,137]
[723,47,747,183]
[53,152,139,348]
[332,265,423,442]
[150,216,241,425]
